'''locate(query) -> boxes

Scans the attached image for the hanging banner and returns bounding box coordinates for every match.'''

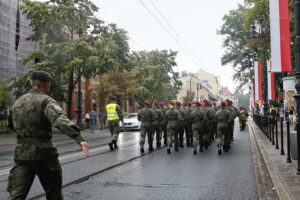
[254,61,263,104]
[267,60,276,100]
[269,0,292,72]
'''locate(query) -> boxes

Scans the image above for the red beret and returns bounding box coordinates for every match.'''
[188,102,192,106]
[159,102,165,106]
[194,101,201,107]
[153,100,159,105]
[221,101,227,107]
[144,100,150,105]
[169,102,176,106]
[176,101,182,106]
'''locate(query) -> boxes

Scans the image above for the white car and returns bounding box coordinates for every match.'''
[119,113,141,131]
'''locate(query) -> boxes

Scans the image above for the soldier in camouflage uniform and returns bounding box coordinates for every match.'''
[7,71,89,200]
[215,101,230,155]
[183,103,192,147]
[103,96,123,151]
[203,99,214,149]
[138,100,155,153]
[187,102,194,145]
[159,102,168,145]
[152,101,164,148]
[165,102,182,154]
[190,101,206,154]
[226,99,239,142]
[176,101,186,148]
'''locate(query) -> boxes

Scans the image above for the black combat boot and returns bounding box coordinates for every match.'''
[113,140,118,149]
[223,145,229,152]
[174,145,179,152]
[199,146,203,152]
[218,145,222,155]
[193,146,197,155]
[228,144,231,149]
[108,141,114,151]
[167,147,171,154]
[156,141,161,148]
[140,145,144,153]
[149,143,154,151]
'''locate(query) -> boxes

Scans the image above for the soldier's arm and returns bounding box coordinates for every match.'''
[117,105,123,121]
[43,99,85,145]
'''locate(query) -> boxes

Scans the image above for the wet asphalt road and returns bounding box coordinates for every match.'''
[0,122,258,200]
[60,124,257,200]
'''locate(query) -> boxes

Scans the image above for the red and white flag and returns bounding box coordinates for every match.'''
[269,0,292,72]
[254,61,263,104]
[267,60,276,100]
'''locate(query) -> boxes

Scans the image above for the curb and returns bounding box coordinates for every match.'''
[249,120,293,200]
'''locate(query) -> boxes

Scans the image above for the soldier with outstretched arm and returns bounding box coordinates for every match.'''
[7,71,89,200]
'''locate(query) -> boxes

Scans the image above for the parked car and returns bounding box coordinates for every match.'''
[119,113,141,131]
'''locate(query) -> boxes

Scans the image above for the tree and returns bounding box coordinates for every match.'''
[181,90,195,103]
[0,85,9,107]
[131,50,182,104]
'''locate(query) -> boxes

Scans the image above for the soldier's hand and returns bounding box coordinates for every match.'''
[80,141,89,157]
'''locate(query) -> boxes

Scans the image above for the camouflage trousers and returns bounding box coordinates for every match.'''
[152,124,161,144]
[192,127,204,147]
[7,158,63,200]
[178,125,185,146]
[185,122,192,145]
[108,120,120,141]
[229,121,234,140]
[167,127,179,148]
[140,125,153,145]
[161,125,167,144]
[216,124,227,146]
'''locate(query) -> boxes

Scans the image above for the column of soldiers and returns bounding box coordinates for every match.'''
[137,99,240,155]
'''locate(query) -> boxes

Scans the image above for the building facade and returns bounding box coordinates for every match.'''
[0,0,35,84]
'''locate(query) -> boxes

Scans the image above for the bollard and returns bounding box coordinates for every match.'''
[272,119,275,145]
[280,117,285,155]
[275,118,279,149]
[287,119,292,163]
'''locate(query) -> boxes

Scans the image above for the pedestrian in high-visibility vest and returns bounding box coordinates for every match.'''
[104,96,123,151]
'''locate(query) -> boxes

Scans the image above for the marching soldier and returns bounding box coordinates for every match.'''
[165,101,182,154]
[226,99,238,141]
[239,107,248,131]
[104,96,123,151]
[152,100,164,148]
[138,100,155,153]
[183,103,192,147]
[7,71,89,200]
[190,101,206,154]
[215,101,230,155]
[203,99,214,148]
[176,101,186,148]
[159,102,168,145]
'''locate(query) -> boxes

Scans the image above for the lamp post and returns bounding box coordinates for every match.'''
[293,0,300,174]
[250,19,268,116]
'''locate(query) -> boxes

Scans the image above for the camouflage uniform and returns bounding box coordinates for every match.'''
[239,108,248,131]
[203,104,214,148]
[160,104,168,145]
[177,104,186,148]
[152,105,164,147]
[7,88,85,200]
[138,106,155,151]
[227,104,238,140]
[190,105,206,154]
[215,106,230,154]
[165,106,182,153]
[183,104,192,147]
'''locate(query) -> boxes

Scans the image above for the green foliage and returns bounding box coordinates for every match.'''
[0,85,9,107]
[181,90,195,103]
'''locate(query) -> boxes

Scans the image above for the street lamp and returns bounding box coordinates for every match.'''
[250,19,268,116]
[293,0,300,174]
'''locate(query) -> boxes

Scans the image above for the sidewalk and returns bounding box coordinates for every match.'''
[249,119,300,200]
[0,129,108,146]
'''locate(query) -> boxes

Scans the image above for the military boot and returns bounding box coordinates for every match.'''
[193,146,197,155]
[149,143,154,151]
[140,145,144,153]
[223,145,229,152]
[113,140,118,149]
[199,146,203,152]
[167,147,171,154]
[174,144,179,152]
[108,141,114,151]
[156,141,161,148]
[218,145,222,155]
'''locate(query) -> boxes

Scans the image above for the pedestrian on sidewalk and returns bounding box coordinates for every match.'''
[7,70,89,200]
[98,109,105,131]
[85,112,90,130]
[89,111,97,133]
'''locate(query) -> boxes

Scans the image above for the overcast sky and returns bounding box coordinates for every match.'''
[93,0,244,92]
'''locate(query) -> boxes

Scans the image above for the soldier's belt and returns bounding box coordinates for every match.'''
[17,138,52,144]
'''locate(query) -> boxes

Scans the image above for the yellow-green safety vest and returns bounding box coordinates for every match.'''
[106,103,119,121]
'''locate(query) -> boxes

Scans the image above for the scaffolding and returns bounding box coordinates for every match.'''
[0,0,34,84]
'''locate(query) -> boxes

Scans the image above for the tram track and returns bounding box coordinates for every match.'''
[28,145,166,200]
